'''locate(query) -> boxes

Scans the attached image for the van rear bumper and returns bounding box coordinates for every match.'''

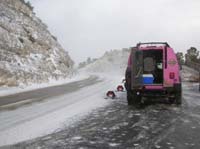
[132,84,181,98]
[141,88,173,97]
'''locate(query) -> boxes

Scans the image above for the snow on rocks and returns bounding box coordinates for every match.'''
[0,0,74,87]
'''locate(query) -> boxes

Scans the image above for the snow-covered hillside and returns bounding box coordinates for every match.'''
[0,0,74,86]
[83,48,130,75]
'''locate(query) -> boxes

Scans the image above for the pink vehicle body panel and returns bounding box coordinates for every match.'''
[127,45,180,90]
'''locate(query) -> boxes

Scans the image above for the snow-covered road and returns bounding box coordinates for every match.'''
[12,81,200,149]
[0,74,122,146]
[1,67,200,149]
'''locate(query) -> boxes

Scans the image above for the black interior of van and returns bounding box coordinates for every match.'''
[143,50,163,84]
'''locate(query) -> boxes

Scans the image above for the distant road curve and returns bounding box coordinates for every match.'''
[0,75,100,108]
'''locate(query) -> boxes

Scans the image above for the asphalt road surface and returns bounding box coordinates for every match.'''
[0,76,100,108]
[0,74,117,147]
[0,66,200,149]
[7,81,200,149]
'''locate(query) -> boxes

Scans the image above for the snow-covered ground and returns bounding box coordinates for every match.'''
[83,49,129,76]
[0,72,123,146]
[12,66,200,149]
[181,65,199,82]
[8,66,200,149]
[0,49,127,146]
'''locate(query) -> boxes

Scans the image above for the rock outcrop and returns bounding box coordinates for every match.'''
[0,0,74,86]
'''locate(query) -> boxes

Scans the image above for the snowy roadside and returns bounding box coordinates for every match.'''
[181,65,199,82]
[0,73,89,97]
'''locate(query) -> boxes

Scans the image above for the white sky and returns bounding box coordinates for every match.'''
[29,0,200,63]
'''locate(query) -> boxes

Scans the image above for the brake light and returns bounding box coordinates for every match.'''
[169,72,175,79]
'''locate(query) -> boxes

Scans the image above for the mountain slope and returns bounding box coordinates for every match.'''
[83,48,130,75]
[0,0,74,86]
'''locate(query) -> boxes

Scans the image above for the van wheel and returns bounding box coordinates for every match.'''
[127,91,141,105]
[175,91,182,105]
[127,91,133,105]
[174,83,182,105]
[168,97,174,104]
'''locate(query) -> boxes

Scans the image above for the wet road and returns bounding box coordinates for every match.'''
[0,76,100,108]
[11,82,200,149]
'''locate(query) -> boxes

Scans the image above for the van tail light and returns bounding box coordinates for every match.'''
[169,72,175,79]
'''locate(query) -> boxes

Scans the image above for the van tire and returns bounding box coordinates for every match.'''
[175,94,182,105]
[127,91,133,105]
[174,83,182,105]
[175,90,182,105]
[127,90,141,105]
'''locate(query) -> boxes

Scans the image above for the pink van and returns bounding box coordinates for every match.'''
[125,42,182,105]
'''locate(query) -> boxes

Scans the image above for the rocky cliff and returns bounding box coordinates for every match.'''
[0,0,74,86]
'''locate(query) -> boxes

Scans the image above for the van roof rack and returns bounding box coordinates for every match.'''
[137,42,170,48]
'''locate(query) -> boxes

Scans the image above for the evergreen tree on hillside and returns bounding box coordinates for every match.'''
[185,47,200,64]
[176,52,184,65]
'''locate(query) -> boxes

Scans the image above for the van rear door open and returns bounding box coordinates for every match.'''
[131,47,143,89]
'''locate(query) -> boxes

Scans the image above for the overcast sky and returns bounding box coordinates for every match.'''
[29,0,200,63]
